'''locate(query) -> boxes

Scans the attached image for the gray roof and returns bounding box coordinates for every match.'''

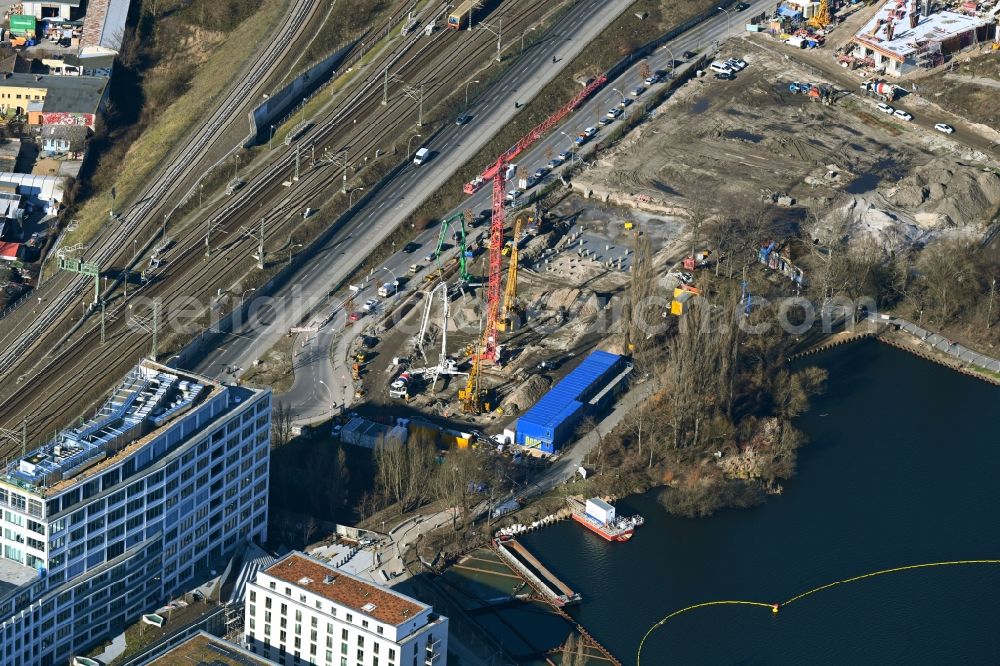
[0,73,108,114]
[43,124,88,146]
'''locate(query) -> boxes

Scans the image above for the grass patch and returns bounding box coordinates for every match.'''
[241,333,296,392]
[62,0,291,250]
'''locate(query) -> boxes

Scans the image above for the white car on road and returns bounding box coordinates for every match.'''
[876,102,895,114]
[934,123,955,134]
[893,109,913,121]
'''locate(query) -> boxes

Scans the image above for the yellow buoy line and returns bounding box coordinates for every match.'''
[637,559,1000,665]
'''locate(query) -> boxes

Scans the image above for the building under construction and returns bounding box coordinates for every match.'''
[850,0,994,76]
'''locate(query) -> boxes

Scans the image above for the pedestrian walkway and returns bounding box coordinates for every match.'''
[873,314,1000,373]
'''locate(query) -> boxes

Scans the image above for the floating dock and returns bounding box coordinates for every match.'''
[494,538,581,606]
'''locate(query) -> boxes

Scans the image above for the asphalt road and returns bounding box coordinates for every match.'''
[189,0,637,392]
[190,0,783,417]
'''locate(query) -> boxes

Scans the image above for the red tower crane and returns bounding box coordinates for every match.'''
[471,75,608,362]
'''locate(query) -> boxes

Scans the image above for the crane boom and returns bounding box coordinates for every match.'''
[463,75,609,194]
[478,75,609,362]
[499,212,528,331]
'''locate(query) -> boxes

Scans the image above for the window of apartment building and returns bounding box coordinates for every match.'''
[326,650,333,663]
[281,602,288,615]
[311,617,318,628]
[295,623,301,636]
[264,623,271,636]
[127,480,144,497]
[311,629,317,642]
[265,611,272,623]
[265,596,272,609]
[356,649,363,661]
[361,620,368,629]
[249,604,256,616]
[388,648,395,660]
[294,637,301,649]
[280,630,287,643]
[341,629,348,641]
[280,617,287,629]
[372,644,379,655]
[269,581,276,590]
[357,637,363,648]
[346,614,352,623]
[250,590,256,603]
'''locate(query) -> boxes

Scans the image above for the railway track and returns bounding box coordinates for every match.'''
[0,0,555,449]
[0,0,419,369]
[0,0,322,367]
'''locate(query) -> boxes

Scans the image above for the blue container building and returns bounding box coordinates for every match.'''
[514,350,629,454]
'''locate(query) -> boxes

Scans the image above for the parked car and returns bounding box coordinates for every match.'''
[574,133,588,146]
[715,71,735,80]
[526,175,539,188]
[618,98,633,108]
[583,126,598,138]
[533,167,549,179]
[558,150,573,162]
[934,123,955,134]
[598,117,614,127]
[630,85,646,96]
[363,298,379,312]
[893,109,913,121]
[547,159,562,170]
[876,102,895,114]
[644,74,661,85]
[505,189,523,203]
[606,107,623,119]
[727,58,748,70]
[347,312,362,323]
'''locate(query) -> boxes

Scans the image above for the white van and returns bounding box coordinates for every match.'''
[413,148,430,165]
[709,61,732,74]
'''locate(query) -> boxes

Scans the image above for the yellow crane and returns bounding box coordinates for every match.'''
[459,339,485,414]
[498,212,529,332]
[808,0,830,29]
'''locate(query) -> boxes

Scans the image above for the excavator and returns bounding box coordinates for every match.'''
[431,210,473,283]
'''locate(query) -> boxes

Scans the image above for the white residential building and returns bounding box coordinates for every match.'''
[0,360,271,665]
[245,552,448,666]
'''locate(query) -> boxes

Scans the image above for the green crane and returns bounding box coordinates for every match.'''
[433,210,472,282]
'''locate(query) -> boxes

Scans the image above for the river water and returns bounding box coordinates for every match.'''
[517,339,1000,664]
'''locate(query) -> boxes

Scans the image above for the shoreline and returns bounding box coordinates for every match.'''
[788,319,1000,388]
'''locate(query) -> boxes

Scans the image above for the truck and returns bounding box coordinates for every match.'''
[377,282,397,298]
[413,148,430,166]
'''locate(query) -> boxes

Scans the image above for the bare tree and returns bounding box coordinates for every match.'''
[271,402,294,449]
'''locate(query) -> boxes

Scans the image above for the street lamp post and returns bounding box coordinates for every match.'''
[559,131,576,163]
[662,44,677,76]
[269,124,275,150]
[717,6,732,39]
[382,266,398,290]
[407,133,422,158]
[318,380,334,414]
[349,187,365,207]
[287,243,303,266]
[241,288,256,307]
[611,87,627,105]
[464,79,480,110]
[520,26,536,54]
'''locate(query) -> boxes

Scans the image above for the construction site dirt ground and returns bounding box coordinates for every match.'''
[574,37,1000,248]
[350,197,691,430]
